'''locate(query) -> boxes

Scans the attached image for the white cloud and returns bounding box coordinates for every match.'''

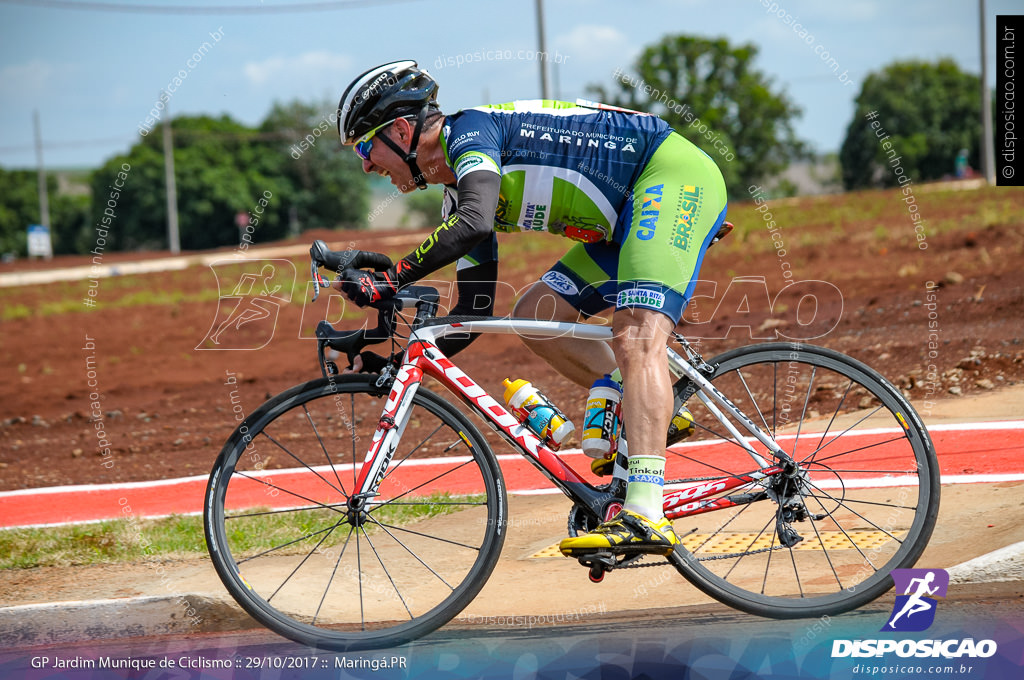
[0,59,57,96]
[556,24,635,65]
[243,51,353,88]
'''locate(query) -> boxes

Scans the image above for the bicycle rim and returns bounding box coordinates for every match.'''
[204,374,507,650]
[665,342,939,618]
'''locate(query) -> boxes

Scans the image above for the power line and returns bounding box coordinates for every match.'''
[0,137,135,154]
[0,0,421,14]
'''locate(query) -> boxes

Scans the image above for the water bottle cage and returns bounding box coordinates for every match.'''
[511,400,562,449]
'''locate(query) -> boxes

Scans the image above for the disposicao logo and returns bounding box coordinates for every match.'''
[830,568,998,660]
[883,568,947,632]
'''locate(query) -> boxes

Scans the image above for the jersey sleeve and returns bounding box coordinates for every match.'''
[393,170,501,286]
[445,109,503,182]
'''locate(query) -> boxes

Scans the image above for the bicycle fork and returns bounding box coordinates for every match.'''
[349,363,423,510]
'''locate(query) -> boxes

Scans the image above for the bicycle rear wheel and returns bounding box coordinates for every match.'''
[665,342,939,618]
[204,374,506,650]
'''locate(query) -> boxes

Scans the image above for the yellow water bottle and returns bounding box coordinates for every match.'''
[502,378,575,449]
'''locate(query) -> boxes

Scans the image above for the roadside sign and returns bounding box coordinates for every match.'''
[27,224,52,259]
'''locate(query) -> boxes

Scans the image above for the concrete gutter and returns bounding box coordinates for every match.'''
[947,540,1024,584]
[0,594,255,648]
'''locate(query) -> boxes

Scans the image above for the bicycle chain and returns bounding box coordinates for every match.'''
[616,542,786,570]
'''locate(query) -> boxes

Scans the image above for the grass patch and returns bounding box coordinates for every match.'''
[0,492,482,569]
[0,516,206,569]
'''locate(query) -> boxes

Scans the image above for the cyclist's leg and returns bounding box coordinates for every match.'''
[560,132,727,556]
[512,241,619,389]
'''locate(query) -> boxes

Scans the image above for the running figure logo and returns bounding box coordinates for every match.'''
[882,568,949,632]
[197,259,296,350]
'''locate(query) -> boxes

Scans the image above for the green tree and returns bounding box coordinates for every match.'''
[89,107,369,252]
[0,168,90,256]
[589,34,805,195]
[840,59,981,190]
[92,115,298,251]
[259,100,369,234]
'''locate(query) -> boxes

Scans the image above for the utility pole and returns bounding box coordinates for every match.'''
[980,0,996,184]
[32,110,51,231]
[535,0,550,100]
[162,94,181,254]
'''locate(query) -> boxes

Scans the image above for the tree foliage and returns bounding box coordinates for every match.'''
[2,102,370,256]
[89,108,368,252]
[589,34,806,195]
[839,59,981,190]
[0,168,89,256]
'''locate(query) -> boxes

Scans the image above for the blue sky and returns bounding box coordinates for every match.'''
[0,0,1018,169]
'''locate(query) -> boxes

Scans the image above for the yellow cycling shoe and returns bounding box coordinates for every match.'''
[559,509,680,557]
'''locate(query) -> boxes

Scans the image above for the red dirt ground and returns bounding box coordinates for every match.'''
[1,184,1022,491]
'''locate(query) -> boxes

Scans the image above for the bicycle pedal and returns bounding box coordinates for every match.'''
[577,551,617,572]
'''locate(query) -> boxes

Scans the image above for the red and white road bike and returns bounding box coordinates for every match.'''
[204,239,939,651]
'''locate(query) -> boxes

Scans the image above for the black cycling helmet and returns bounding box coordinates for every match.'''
[337,60,439,189]
[337,60,438,143]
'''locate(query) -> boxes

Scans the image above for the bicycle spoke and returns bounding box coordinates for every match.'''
[722,512,777,581]
[237,519,348,565]
[792,366,816,458]
[349,393,358,494]
[809,468,917,475]
[360,527,414,620]
[802,404,888,460]
[787,541,804,598]
[812,378,855,455]
[233,470,346,516]
[366,514,455,590]
[374,500,486,506]
[376,521,483,552]
[313,526,354,625]
[805,480,906,546]
[381,422,446,483]
[801,493,916,511]
[267,519,346,603]
[801,511,845,591]
[804,435,913,467]
[261,430,346,498]
[356,516,364,631]
[225,503,347,521]
[805,490,883,571]
[734,367,774,437]
[666,449,765,484]
[304,403,348,498]
[371,458,477,510]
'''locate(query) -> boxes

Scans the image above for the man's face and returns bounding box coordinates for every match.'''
[358,125,417,193]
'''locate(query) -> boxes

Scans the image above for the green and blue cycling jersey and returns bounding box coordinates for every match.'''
[396,99,728,329]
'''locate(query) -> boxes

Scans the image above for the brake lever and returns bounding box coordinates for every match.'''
[310,259,331,302]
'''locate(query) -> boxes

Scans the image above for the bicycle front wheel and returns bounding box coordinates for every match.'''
[204,374,506,650]
[665,342,939,618]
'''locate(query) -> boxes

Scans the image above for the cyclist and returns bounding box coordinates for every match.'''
[333,60,728,558]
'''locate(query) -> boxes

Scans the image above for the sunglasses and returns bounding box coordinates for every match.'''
[354,135,375,161]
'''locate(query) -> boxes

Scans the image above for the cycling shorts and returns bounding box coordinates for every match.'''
[540,131,728,322]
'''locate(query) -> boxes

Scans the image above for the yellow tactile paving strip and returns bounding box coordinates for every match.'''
[528,530,902,559]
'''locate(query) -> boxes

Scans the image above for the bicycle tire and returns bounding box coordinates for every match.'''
[204,374,507,650]
[665,342,939,618]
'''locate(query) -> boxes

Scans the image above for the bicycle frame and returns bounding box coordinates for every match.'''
[350,317,795,523]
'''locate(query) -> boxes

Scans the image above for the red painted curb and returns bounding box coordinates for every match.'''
[1,423,1021,529]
